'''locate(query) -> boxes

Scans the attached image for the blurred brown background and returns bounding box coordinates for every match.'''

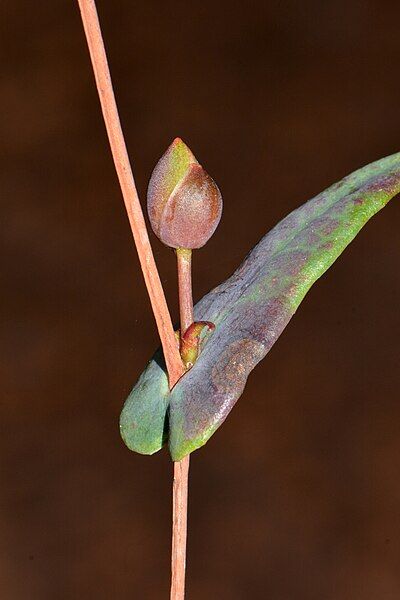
[1,1,399,598]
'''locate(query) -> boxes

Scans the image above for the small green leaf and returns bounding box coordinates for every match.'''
[120,152,400,460]
[119,350,170,455]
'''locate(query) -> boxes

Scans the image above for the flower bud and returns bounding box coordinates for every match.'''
[180,321,215,369]
[147,138,222,249]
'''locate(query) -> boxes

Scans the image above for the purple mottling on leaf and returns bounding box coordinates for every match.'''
[120,151,400,460]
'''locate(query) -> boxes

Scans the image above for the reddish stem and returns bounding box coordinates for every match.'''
[77,3,191,598]
[171,455,190,600]
[170,248,194,600]
[177,248,194,332]
[76,0,183,387]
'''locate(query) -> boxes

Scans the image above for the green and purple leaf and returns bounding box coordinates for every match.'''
[120,152,400,461]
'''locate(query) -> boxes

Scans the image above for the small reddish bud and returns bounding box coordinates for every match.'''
[147,138,222,249]
[180,321,215,369]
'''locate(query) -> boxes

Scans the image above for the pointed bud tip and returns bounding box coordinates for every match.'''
[168,137,197,165]
[171,137,190,150]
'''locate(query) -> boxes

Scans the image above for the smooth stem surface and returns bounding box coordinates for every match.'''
[171,456,190,600]
[76,0,183,387]
[77,3,189,598]
[171,249,193,600]
[177,248,194,333]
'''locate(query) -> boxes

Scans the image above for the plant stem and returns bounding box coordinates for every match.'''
[76,0,183,387]
[171,249,193,600]
[77,3,190,598]
[177,248,194,332]
[171,455,190,600]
